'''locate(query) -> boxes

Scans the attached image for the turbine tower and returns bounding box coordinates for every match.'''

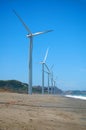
[53,76,57,95]
[40,48,49,94]
[50,65,54,94]
[13,9,53,94]
[53,80,56,94]
[44,70,50,94]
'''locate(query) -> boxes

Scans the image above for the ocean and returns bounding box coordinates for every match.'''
[65,95,86,100]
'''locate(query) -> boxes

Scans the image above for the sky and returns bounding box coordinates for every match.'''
[0,0,86,90]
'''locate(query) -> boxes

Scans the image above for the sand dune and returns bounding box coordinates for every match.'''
[0,92,86,130]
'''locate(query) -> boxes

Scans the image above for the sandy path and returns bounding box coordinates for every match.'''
[0,92,86,130]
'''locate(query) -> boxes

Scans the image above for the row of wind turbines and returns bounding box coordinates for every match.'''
[13,9,57,95]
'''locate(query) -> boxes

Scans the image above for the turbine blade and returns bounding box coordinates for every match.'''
[43,48,49,63]
[45,63,50,73]
[13,9,32,34]
[32,30,53,36]
[50,64,54,70]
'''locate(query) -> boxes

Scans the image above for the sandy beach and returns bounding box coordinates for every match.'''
[0,92,86,130]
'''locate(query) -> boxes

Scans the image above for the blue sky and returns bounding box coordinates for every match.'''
[0,0,86,90]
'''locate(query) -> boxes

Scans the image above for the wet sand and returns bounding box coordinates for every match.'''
[0,92,86,130]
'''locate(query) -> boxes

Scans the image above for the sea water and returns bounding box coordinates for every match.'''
[65,95,86,100]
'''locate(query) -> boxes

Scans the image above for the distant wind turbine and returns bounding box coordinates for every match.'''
[50,65,54,94]
[53,76,57,95]
[13,9,53,94]
[44,70,51,94]
[40,48,49,94]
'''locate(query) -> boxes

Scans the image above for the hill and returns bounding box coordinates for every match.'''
[0,80,28,93]
[0,80,63,94]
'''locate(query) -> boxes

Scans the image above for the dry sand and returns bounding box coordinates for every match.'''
[0,92,86,130]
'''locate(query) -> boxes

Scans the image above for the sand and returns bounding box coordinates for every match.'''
[0,92,86,130]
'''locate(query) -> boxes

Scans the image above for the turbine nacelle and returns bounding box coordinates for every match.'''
[40,61,45,64]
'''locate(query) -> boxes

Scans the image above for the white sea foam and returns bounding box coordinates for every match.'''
[65,95,86,100]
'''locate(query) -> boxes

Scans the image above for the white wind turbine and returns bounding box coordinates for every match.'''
[13,9,53,95]
[45,64,54,94]
[44,69,51,94]
[40,48,49,94]
[53,76,57,95]
[50,65,54,94]
[53,79,56,94]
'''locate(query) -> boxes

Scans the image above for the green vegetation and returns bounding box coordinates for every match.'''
[0,80,63,94]
[0,80,28,93]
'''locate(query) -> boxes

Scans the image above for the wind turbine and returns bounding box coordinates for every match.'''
[44,70,51,94]
[40,48,49,94]
[53,80,56,94]
[53,76,57,95]
[13,9,53,95]
[45,64,54,94]
[50,65,54,94]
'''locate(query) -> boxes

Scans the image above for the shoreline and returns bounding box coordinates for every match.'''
[65,94,86,100]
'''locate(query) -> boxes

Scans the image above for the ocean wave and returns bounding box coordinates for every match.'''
[65,95,86,100]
